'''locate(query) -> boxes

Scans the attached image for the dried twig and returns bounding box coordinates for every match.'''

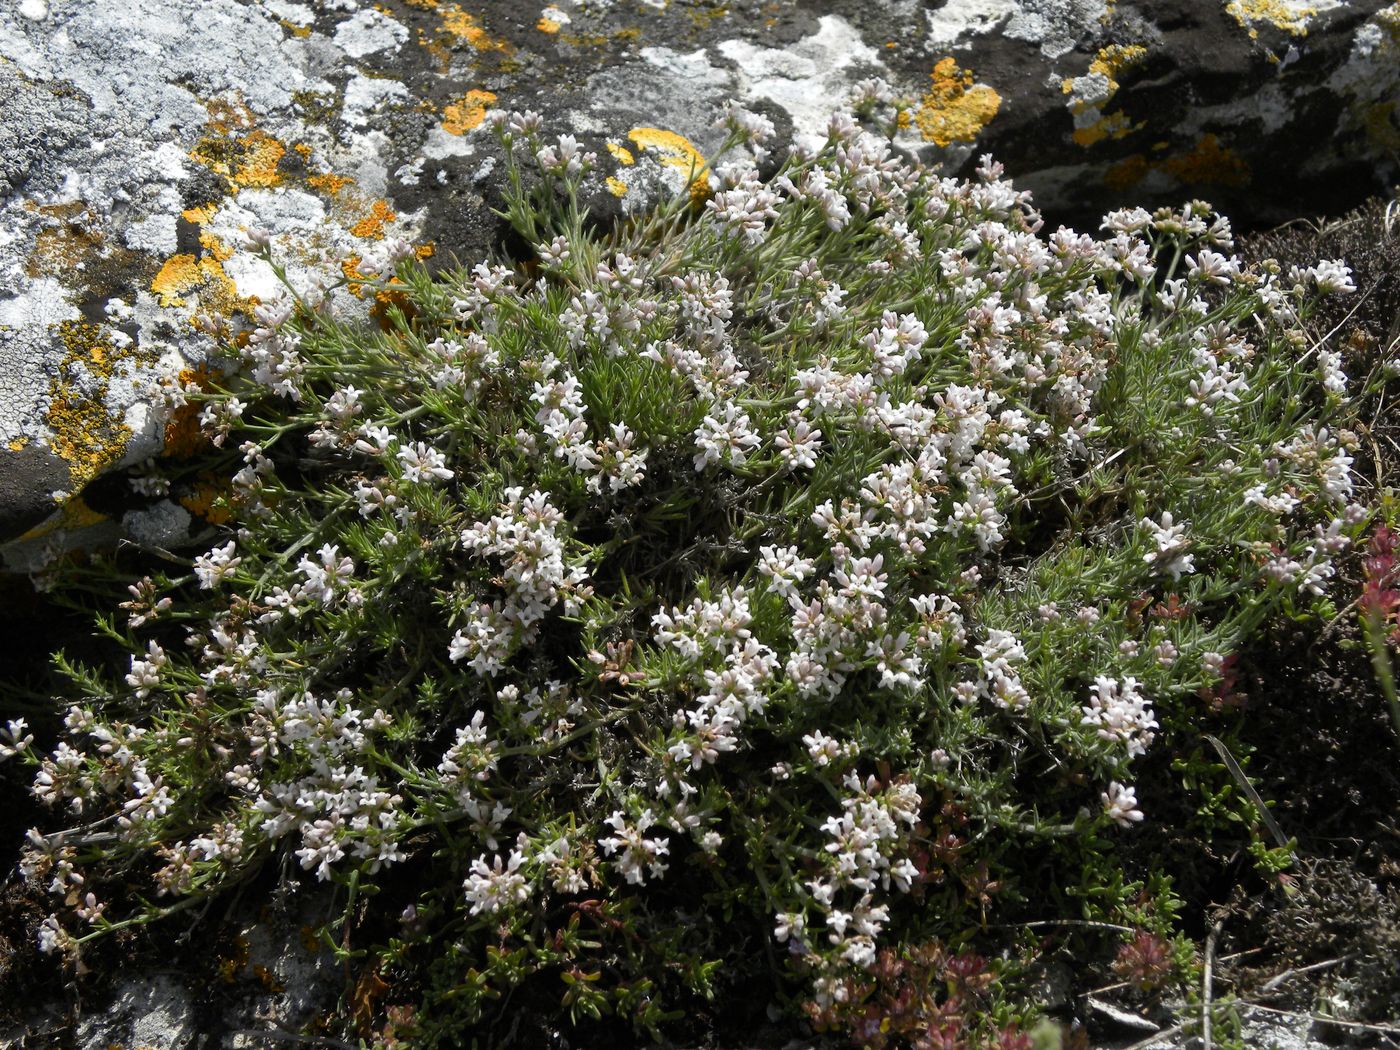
[1204,735,1292,853]
[1259,954,1352,995]
[1202,918,1223,1050]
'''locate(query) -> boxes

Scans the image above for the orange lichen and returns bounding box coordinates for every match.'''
[342,254,369,298]
[151,255,203,308]
[913,58,1001,147]
[439,5,511,51]
[414,242,436,259]
[25,218,104,280]
[441,89,497,134]
[606,142,635,165]
[1162,133,1251,186]
[350,200,398,240]
[162,367,216,460]
[199,230,234,262]
[537,16,560,32]
[627,127,710,199]
[180,474,235,525]
[1104,153,1150,190]
[371,282,416,331]
[307,172,356,196]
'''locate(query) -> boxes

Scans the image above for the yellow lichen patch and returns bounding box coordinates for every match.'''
[414,242,436,259]
[537,16,560,32]
[606,176,629,197]
[1361,100,1400,151]
[151,255,203,308]
[441,89,497,134]
[190,128,287,191]
[230,130,286,188]
[350,200,398,240]
[1072,111,1138,147]
[151,253,255,320]
[14,496,109,543]
[627,127,710,199]
[606,142,635,165]
[9,436,30,452]
[199,230,234,263]
[279,17,312,37]
[182,203,219,224]
[1088,43,1148,85]
[688,5,727,28]
[1225,0,1317,36]
[307,172,356,196]
[439,5,511,51]
[45,322,143,493]
[913,58,1001,147]
[1162,133,1251,186]
[1062,44,1147,146]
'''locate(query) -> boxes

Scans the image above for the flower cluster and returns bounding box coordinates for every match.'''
[8,90,1375,1046]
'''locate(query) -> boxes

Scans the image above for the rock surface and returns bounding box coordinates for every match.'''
[2,0,1397,558]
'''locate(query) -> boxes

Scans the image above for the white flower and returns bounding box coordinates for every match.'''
[1082,676,1157,758]
[693,401,761,471]
[0,718,33,760]
[758,545,815,599]
[125,641,168,699]
[1142,512,1195,580]
[396,441,454,483]
[464,850,530,915]
[193,541,240,589]
[297,544,355,604]
[598,809,670,885]
[1306,258,1355,296]
[1103,781,1144,827]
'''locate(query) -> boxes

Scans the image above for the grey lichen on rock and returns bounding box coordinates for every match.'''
[1,0,1397,564]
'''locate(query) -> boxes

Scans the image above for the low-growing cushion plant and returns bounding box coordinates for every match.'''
[1,90,1382,1047]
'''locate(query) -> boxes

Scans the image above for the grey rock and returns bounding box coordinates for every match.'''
[2,0,1396,562]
